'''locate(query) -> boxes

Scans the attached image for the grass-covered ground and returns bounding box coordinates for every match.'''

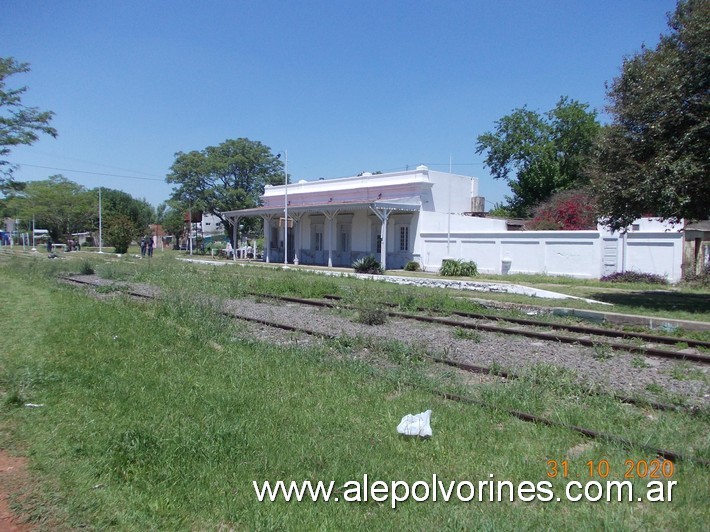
[1,251,709,529]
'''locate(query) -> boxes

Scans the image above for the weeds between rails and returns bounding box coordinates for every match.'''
[249,292,710,364]
[58,275,710,467]
[248,292,706,413]
[318,294,710,350]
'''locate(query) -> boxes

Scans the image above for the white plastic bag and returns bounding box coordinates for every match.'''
[397,409,432,437]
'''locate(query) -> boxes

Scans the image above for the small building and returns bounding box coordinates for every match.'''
[683,221,710,276]
[71,232,92,246]
[201,213,225,239]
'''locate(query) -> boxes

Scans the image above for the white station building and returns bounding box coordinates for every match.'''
[222,165,502,270]
[222,166,685,281]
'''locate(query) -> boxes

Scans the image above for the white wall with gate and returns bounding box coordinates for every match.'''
[418,225,684,282]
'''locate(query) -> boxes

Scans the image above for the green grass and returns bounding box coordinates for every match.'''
[15,247,706,323]
[1,254,709,529]
[631,355,651,369]
[592,343,614,361]
[453,328,482,342]
[667,362,707,383]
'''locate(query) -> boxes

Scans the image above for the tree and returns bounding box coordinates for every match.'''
[486,202,515,218]
[6,175,95,240]
[591,0,710,230]
[0,57,57,181]
[476,97,601,217]
[104,214,137,254]
[166,138,285,236]
[93,188,154,236]
[156,200,188,241]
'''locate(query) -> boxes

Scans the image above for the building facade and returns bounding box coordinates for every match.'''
[222,166,499,270]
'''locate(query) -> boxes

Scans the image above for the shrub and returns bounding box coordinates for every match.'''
[600,271,668,285]
[439,259,478,277]
[352,256,384,275]
[682,266,710,288]
[528,189,598,230]
[356,305,388,325]
[105,214,138,254]
[404,261,421,272]
[80,259,95,275]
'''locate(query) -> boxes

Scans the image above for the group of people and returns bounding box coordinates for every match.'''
[223,242,253,259]
[45,237,80,252]
[140,236,154,258]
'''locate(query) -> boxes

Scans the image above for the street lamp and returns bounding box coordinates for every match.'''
[189,202,193,256]
[277,150,288,264]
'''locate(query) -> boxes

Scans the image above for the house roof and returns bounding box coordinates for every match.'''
[221,196,422,220]
[685,220,710,232]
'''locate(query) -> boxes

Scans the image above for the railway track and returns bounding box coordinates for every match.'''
[321,294,710,350]
[58,275,710,467]
[252,293,710,364]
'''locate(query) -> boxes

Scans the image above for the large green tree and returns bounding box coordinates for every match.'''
[166,138,285,235]
[94,187,154,236]
[6,175,94,240]
[476,97,601,217]
[591,0,709,230]
[0,57,57,181]
[156,200,188,241]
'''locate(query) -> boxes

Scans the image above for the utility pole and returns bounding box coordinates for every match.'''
[98,187,104,253]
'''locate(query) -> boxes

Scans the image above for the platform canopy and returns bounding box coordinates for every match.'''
[220,196,422,221]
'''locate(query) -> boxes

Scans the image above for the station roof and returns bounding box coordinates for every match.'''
[221,196,422,220]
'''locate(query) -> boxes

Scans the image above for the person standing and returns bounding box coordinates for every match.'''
[147,236,154,257]
[140,237,147,258]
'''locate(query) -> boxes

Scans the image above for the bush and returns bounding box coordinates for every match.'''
[682,266,710,288]
[528,189,598,230]
[404,261,421,272]
[356,305,388,326]
[439,259,478,277]
[80,259,95,275]
[352,256,384,275]
[105,214,137,254]
[600,271,668,285]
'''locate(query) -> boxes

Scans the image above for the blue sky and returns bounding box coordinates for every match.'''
[5,0,677,208]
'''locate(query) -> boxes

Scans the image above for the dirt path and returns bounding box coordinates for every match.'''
[0,449,32,531]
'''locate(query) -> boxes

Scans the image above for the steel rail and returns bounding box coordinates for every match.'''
[60,275,688,412]
[393,311,710,363]
[429,357,688,413]
[434,391,707,466]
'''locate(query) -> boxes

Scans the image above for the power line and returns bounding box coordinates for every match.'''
[421,162,485,167]
[15,163,165,182]
[11,147,165,179]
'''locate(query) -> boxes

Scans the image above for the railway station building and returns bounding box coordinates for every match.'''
[222,165,504,271]
[221,166,686,282]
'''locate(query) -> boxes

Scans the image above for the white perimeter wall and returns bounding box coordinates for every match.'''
[417,212,683,281]
[623,232,683,281]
